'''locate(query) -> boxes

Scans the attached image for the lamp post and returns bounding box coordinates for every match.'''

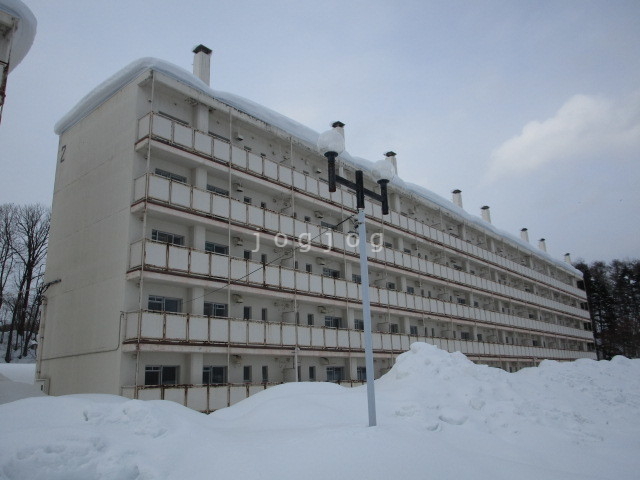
[317,122,395,427]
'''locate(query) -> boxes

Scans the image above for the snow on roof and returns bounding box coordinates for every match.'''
[54,57,580,276]
[0,0,36,73]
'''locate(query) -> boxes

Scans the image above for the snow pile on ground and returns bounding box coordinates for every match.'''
[0,363,43,406]
[0,343,639,480]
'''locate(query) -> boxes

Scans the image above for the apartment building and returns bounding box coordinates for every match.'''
[38,47,595,411]
[0,0,35,124]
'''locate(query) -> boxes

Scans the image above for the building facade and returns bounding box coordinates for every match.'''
[38,48,595,412]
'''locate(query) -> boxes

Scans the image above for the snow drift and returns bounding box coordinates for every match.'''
[0,343,639,479]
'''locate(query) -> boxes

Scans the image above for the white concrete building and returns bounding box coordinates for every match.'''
[0,0,36,124]
[38,47,595,411]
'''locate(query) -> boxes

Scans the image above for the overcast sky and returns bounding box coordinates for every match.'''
[1,0,638,264]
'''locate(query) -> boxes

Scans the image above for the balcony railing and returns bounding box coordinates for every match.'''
[136,111,584,297]
[129,237,593,341]
[123,310,595,359]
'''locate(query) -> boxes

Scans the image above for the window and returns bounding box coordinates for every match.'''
[304,216,311,222]
[305,263,312,273]
[145,365,179,385]
[386,282,396,290]
[244,250,252,260]
[308,366,316,381]
[261,254,268,264]
[324,316,342,329]
[410,325,418,335]
[326,366,344,383]
[261,366,269,383]
[204,302,228,318]
[389,324,399,333]
[352,274,362,284]
[243,306,252,320]
[321,221,338,231]
[152,229,184,246]
[204,242,229,255]
[148,295,182,313]
[307,314,314,326]
[262,308,268,321]
[457,298,466,305]
[207,184,229,196]
[261,202,267,209]
[460,332,471,340]
[322,267,340,279]
[243,196,252,204]
[403,248,411,254]
[354,319,364,331]
[155,168,187,184]
[202,366,227,385]
[243,366,252,383]
[407,286,415,294]
[384,241,393,249]
[356,367,367,381]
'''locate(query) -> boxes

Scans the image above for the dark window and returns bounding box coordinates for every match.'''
[204,302,228,318]
[204,242,229,255]
[155,168,187,183]
[207,184,229,196]
[325,316,342,329]
[410,325,418,335]
[352,274,362,284]
[202,366,227,384]
[243,196,252,204]
[148,295,182,313]
[305,264,312,273]
[261,366,269,383]
[243,366,252,383]
[389,324,399,333]
[145,365,179,385]
[243,306,252,320]
[261,308,268,321]
[322,267,340,279]
[244,250,252,260]
[307,314,314,326]
[326,367,344,382]
[152,229,184,246]
[356,367,366,381]
[407,286,415,294]
[309,366,316,381]
[261,254,268,264]
[354,319,364,331]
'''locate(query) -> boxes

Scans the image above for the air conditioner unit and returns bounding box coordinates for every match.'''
[315,167,322,174]
[232,294,244,303]
[233,237,243,246]
[234,183,243,192]
[314,211,324,219]
[233,131,244,141]
[316,257,326,265]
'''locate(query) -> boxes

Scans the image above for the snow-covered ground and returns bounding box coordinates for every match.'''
[0,343,638,480]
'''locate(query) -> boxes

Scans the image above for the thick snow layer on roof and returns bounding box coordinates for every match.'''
[0,0,36,72]
[1,344,638,479]
[54,57,580,275]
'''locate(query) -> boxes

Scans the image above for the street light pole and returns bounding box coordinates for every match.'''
[318,122,395,427]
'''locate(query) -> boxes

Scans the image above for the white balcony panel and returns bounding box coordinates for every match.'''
[145,243,167,268]
[282,325,296,346]
[130,241,143,269]
[349,330,362,349]
[190,251,210,276]
[343,192,355,209]
[248,322,264,344]
[294,220,308,238]
[378,289,389,305]
[280,216,294,236]
[266,323,281,345]
[369,288,380,304]
[399,214,408,230]
[230,200,247,223]
[171,182,191,208]
[210,386,228,410]
[322,277,335,296]
[293,171,306,190]
[298,326,311,346]
[193,189,211,214]
[174,123,193,148]
[278,166,292,185]
[264,160,278,180]
[138,389,162,401]
[231,146,247,168]
[329,189,342,204]
[229,386,247,405]
[310,327,324,347]
[335,280,347,298]
[137,114,151,140]
[309,275,322,294]
[168,246,188,271]
[372,334,383,349]
[265,266,279,287]
[318,181,329,198]
[295,272,310,292]
[141,312,163,338]
[125,313,138,339]
[306,177,319,196]
[194,131,212,156]
[213,139,230,162]
[211,255,229,278]
[248,262,263,284]
[231,259,247,281]
[381,334,392,350]
[152,115,172,139]
[281,269,295,289]
[247,206,264,228]
[229,320,246,343]
[337,330,350,348]
[212,196,230,219]
[189,316,208,341]
[165,314,187,340]
[248,153,263,174]
[209,318,229,342]
[307,224,321,244]
[325,329,338,348]
[133,176,147,202]
[264,211,279,232]
[186,387,208,411]
[148,176,170,201]
[388,290,398,307]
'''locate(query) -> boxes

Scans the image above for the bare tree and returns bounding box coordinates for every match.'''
[4,204,50,362]
[0,204,16,344]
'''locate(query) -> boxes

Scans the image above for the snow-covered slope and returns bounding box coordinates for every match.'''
[0,343,638,480]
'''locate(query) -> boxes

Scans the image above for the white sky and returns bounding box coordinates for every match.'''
[1,0,638,263]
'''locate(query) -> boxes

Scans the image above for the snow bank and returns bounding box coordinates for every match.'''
[0,0,37,72]
[53,56,578,275]
[1,343,638,480]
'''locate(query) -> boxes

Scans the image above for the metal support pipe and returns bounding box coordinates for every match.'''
[325,152,337,192]
[357,207,377,427]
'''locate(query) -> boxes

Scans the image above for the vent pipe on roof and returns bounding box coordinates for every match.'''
[564,253,572,264]
[481,205,491,224]
[538,238,547,252]
[384,151,398,175]
[520,228,529,243]
[452,189,463,208]
[193,44,212,86]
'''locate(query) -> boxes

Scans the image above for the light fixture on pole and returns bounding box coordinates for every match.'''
[317,122,394,427]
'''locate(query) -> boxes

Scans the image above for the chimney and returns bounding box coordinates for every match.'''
[481,205,491,223]
[564,253,572,264]
[538,238,547,252]
[520,228,529,243]
[193,44,212,85]
[452,189,463,208]
[384,151,398,175]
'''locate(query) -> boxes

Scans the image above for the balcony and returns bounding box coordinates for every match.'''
[136,111,584,298]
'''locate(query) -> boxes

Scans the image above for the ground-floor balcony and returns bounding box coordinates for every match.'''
[123,311,597,361]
